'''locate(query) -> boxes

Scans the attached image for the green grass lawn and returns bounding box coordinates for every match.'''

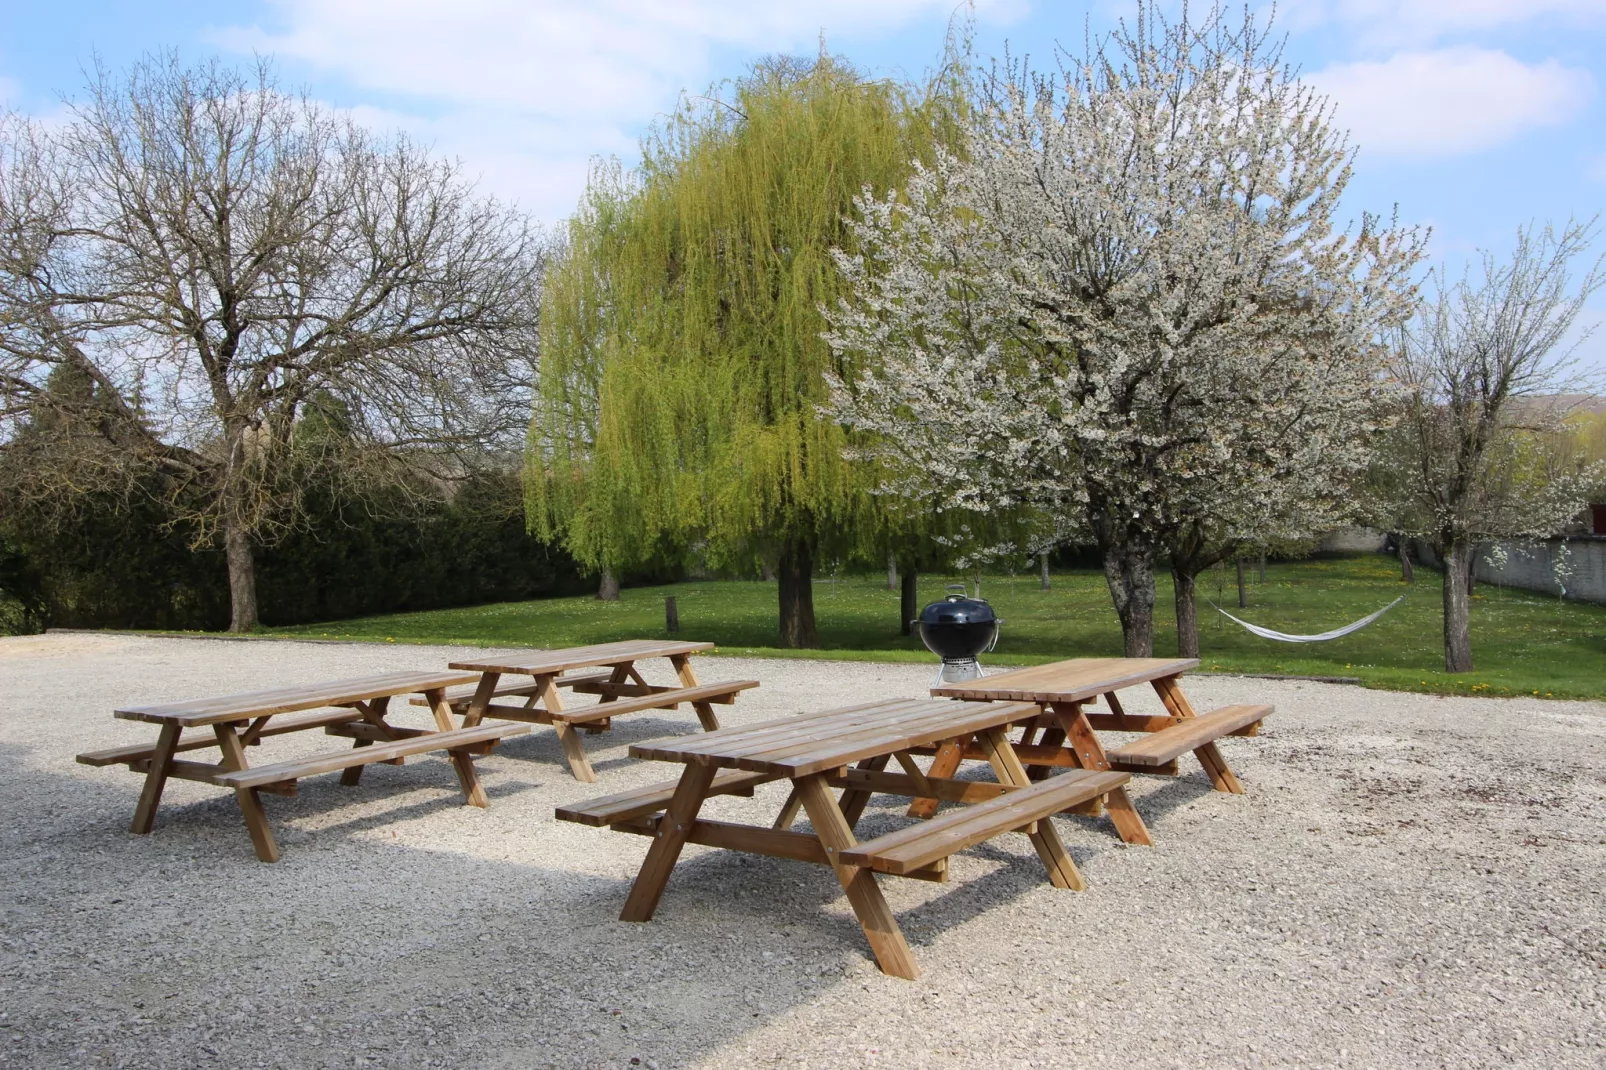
[265,553,1606,701]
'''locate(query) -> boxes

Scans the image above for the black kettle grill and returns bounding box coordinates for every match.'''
[915,585,1001,684]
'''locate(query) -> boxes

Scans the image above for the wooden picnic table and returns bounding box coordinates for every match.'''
[446,639,756,783]
[556,696,1150,980]
[931,657,1272,796]
[77,670,531,862]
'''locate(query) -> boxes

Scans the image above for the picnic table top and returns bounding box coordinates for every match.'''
[448,639,715,677]
[114,669,482,727]
[630,696,1039,778]
[931,657,1201,704]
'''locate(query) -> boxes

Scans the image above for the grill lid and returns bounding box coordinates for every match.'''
[918,585,997,626]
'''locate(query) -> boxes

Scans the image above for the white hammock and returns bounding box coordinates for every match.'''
[1207,595,1407,643]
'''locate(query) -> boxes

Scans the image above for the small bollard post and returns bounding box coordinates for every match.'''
[665,596,679,633]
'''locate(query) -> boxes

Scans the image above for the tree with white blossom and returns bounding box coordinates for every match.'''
[825,2,1422,656]
[1383,219,1603,673]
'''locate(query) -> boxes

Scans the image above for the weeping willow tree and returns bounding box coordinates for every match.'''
[529,54,965,645]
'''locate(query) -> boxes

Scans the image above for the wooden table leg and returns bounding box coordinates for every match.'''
[1049,701,1152,847]
[213,724,281,863]
[341,697,397,786]
[795,774,920,981]
[534,674,596,782]
[772,785,804,830]
[976,728,1085,890]
[461,671,501,728]
[1152,675,1245,794]
[620,763,717,922]
[130,723,181,835]
[907,734,970,818]
[427,688,489,807]
[839,754,891,831]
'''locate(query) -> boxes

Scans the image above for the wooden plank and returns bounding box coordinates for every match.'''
[837,770,1128,876]
[629,698,940,763]
[115,670,483,727]
[212,723,530,789]
[1105,705,1272,766]
[827,767,1012,805]
[555,769,780,826]
[607,816,949,882]
[449,640,715,678]
[932,658,1199,704]
[78,709,365,767]
[618,763,717,923]
[631,699,1039,778]
[796,774,921,981]
[414,670,614,710]
[551,680,758,724]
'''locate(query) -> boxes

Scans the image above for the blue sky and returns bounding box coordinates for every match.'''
[4,1,1605,366]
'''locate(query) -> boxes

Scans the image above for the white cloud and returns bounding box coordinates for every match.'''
[1279,0,1606,47]
[210,0,1009,221]
[1307,47,1594,160]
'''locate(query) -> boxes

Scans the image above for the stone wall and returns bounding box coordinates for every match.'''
[1409,537,1606,606]
[1473,537,1606,605]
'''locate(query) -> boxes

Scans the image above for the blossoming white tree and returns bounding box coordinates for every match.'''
[1386,220,1602,673]
[826,2,1421,655]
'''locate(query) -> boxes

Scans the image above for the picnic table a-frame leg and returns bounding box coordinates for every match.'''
[534,673,598,783]
[1048,701,1153,847]
[794,774,921,981]
[130,723,181,835]
[974,728,1085,890]
[619,762,717,922]
[213,723,281,863]
[425,688,490,807]
[1151,675,1245,794]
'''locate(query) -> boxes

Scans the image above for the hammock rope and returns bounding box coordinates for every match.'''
[1207,595,1407,643]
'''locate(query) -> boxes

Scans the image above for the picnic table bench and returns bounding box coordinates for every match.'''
[78,670,530,862]
[446,640,757,782]
[932,657,1272,799]
[557,696,1150,980]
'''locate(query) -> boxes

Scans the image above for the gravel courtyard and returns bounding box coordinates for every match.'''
[1,632,1602,1069]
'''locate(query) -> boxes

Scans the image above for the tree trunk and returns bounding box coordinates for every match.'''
[900,568,917,637]
[224,515,259,633]
[1398,537,1414,583]
[777,537,819,648]
[596,566,620,601]
[760,557,775,582]
[1442,539,1475,673]
[1039,551,1050,590]
[886,552,897,590]
[1102,546,1156,657]
[1173,567,1198,658]
[1235,556,1247,608]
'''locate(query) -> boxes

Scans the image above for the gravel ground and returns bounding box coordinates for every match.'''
[1,631,1603,1070]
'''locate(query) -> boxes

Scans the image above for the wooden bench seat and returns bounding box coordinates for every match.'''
[838,768,1130,876]
[213,723,530,789]
[408,669,615,712]
[556,769,780,827]
[551,679,758,725]
[1107,704,1272,767]
[76,708,363,767]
